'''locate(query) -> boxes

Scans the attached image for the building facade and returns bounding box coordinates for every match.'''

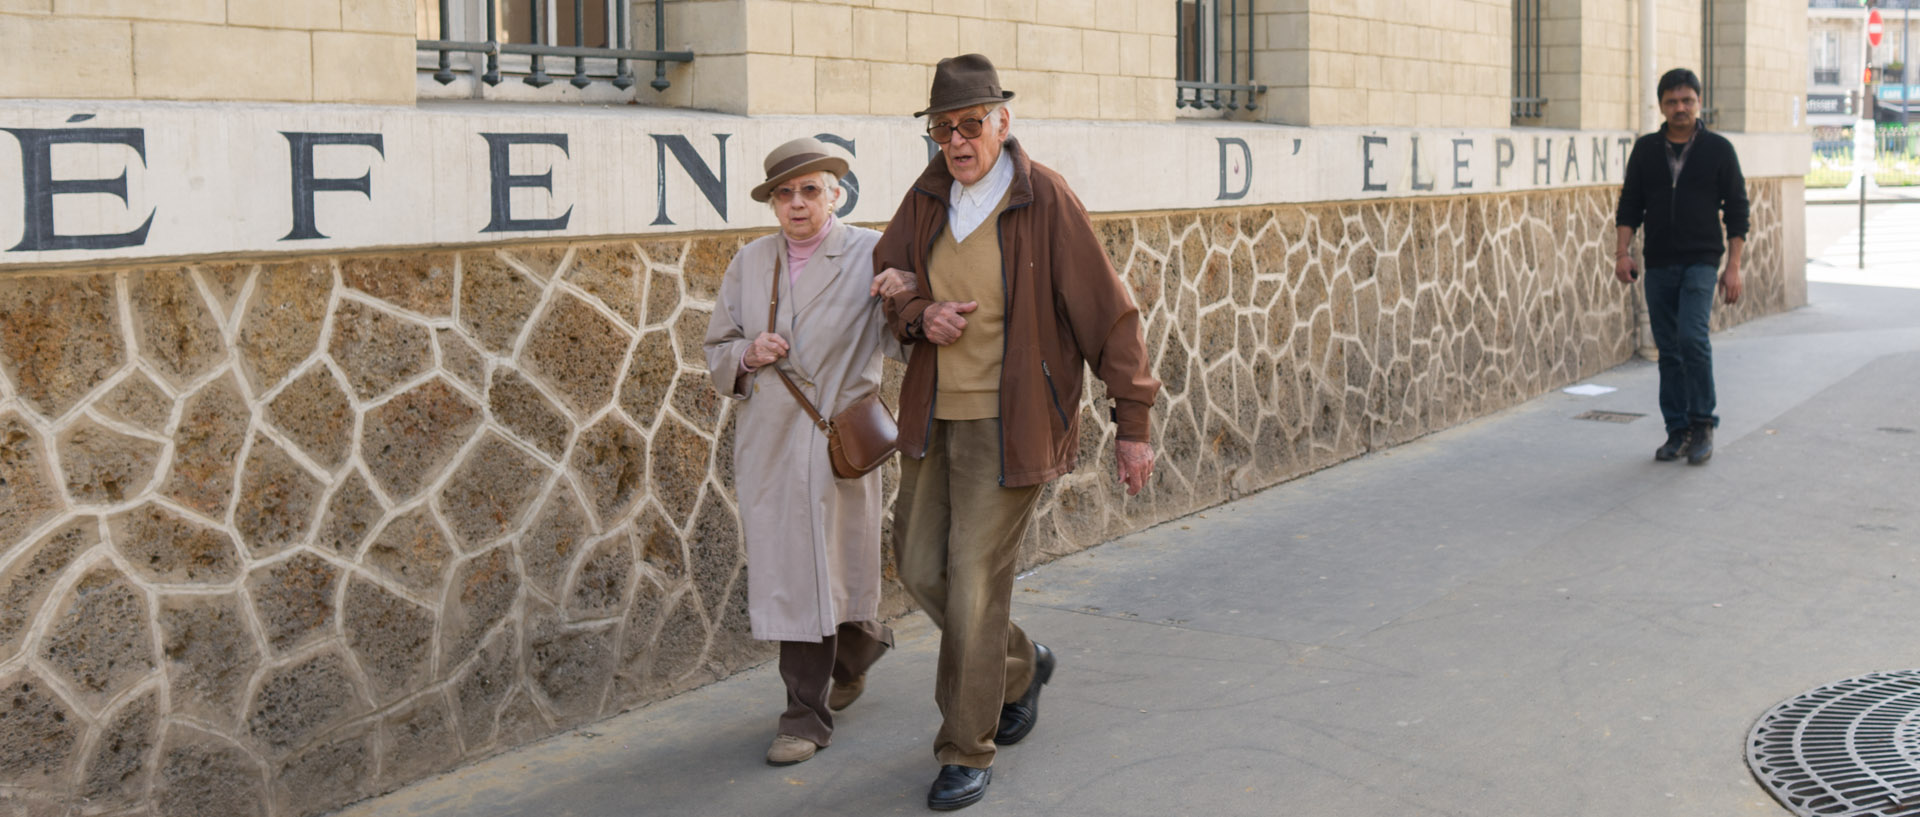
[0,2,1807,815]
[1807,0,1920,127]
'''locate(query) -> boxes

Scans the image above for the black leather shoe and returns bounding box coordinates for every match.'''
[1686,423,1714,465]
[1655,427,1691,461]
[995,642,1055,745]
[927,764,990,810]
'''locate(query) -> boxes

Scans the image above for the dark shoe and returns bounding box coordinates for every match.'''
[995,642,1055,745]
[1686,423,1714,465]
[1655,427,1691,461]
[927,764,990,810]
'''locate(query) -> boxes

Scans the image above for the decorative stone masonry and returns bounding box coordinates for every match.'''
[0,181,1791,816]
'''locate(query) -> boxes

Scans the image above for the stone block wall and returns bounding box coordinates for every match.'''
[1708,0,1808,134]
[651,0,1175,119]
[1252,0,1512,128]
[1538,0,1638,131]
[0,0,415,103]
[0,180,1790,816]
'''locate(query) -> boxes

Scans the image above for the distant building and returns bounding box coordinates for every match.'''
[1809,0,1919,126]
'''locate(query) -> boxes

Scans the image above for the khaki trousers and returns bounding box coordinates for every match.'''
[776,620,893,746]
[894,419,1042,768]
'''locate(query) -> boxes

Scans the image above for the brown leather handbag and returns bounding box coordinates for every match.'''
[763,268,898,479]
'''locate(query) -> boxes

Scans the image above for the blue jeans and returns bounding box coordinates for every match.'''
[1644,263,1719,432]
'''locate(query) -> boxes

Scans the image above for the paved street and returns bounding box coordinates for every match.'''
[335,212,1920,817]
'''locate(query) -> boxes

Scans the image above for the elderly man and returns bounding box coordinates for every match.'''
[869,54,1160,811]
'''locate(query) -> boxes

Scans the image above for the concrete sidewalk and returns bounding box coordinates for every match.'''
[335,280,1920,817]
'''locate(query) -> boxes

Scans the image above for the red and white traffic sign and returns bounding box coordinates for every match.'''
[1870,9,1884,47]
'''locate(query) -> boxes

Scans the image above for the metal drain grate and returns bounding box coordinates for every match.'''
[1749,670,1920,816]
[1572,410,1644,423]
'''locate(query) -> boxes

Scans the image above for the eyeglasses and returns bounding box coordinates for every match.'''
[773,182,828,203]
[927,115,989,143]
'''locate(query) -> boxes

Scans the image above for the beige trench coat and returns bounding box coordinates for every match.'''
[703,222,902,642]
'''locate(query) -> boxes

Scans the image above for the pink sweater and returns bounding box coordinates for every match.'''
[786,216,835,283]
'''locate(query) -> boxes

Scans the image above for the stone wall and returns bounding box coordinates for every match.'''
[0,180,1791,816]
[574,0,1174,117]
[1709,0,1808,134]
[1252,0,1512,127]
[0,0,414,104]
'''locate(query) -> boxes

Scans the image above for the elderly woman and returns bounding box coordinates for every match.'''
[703,137,905,766]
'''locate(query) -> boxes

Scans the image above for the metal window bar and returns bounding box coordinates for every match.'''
[419,0,692,91]
[1511,0,1545,120]
[1700,0,1716,125]
[1175,0,1266,111]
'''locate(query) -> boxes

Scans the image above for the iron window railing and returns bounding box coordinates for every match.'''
[1511,0,1545,120]
[1175,0,1266,111]
[418,0,693,92]
[1700,0,1717,125]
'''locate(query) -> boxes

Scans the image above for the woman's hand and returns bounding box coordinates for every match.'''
[743,332,789,369]
[871,267,917,299]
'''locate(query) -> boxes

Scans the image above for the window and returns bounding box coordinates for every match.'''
[1175,0,1265,112]
[1813,30,1842,85]
[417,0,692,97]
[1511,0,1545,121]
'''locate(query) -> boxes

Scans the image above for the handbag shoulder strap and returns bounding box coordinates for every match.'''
[765,258,831,434]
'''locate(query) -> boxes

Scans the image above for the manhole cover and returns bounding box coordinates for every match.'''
[1748,670,1920,816]
[1572,410,1644,423]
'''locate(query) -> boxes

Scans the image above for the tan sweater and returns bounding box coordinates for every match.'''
[928,189,1013,420]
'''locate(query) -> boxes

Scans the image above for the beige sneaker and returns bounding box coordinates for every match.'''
[766,734,818,766]
[828,675,865,711]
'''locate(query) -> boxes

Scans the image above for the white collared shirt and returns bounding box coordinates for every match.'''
[946,148,1014,243]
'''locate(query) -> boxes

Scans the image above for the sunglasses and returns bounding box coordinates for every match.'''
[927,114,992,143]
[773,182,828,203]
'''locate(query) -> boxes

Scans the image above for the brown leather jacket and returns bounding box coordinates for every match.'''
[875,138,1160,488]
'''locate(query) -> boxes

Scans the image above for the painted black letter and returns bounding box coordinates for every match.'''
[1452,138,1474,190]
[651,133,729,226]
[1495,138,1515,187]
[1218,137,1252,200]
[814,133,859,218]
[480,133,572,233]
[1410,136,1435,192]
[281,132,384,241]
[1362,135,1389,192]
[1532,137,1553,185]
[5,127,154,252]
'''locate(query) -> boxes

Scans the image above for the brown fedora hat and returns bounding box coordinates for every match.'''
[913,53,1015,117]
[749,137,850,203]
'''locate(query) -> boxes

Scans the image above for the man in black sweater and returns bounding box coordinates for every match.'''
[1614,67,1749,466]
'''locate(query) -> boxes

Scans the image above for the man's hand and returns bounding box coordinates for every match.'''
[742,332,789,369]
[1614,255,1638,283]
[1720,260,1743,305]
[1115,439,1154,496]
[921,300,977,346]
[871,267,917,299]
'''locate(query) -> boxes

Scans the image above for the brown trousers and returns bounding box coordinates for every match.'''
[893,419,1043,768]
[776,620,892,746]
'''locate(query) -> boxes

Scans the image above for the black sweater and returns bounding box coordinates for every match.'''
[1615,125,1749,268]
